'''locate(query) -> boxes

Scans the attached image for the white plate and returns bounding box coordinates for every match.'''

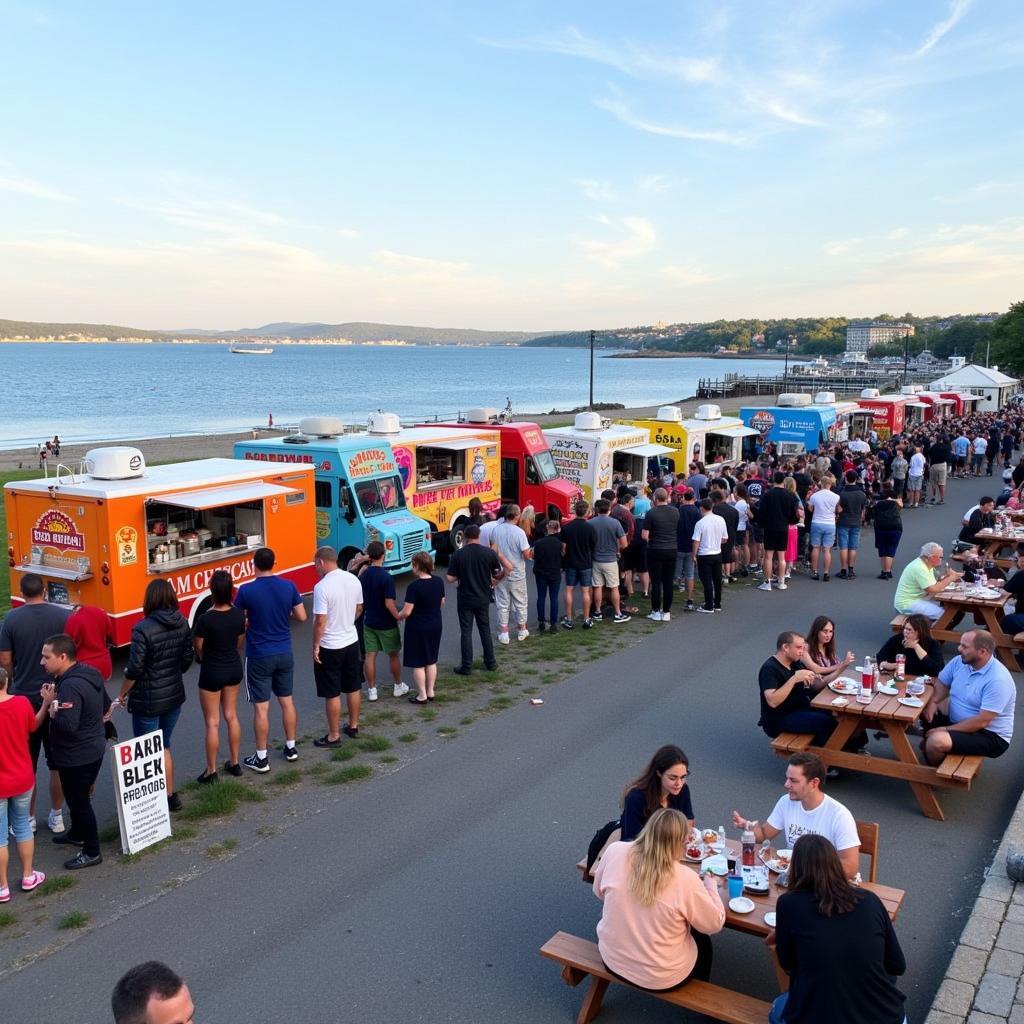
[764,912,777,927]
[898,696,924,708]
[829,679,859,694]
[876,684,899,696]
[729,896,755,914]
[684,848,707,863]
[972,587,1001,600]
[704,854,729,876]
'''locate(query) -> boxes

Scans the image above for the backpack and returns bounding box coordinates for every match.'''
[585,819,622,875]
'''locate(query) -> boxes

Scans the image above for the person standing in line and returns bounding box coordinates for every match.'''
[65,603,117,740]
[757,471,801,592]
[311,546,365,744]
[0,573,69,834]
[192,570,246,782]
[952,432,970,479]
[733,483,751,578]
[711,483,739,582]
[532,519,563,633]
[871,485,904,580]
[890,447,909,499]
[807,474,839,581]
[491,504,534,643]
[675,488,702,612]
[397,551,445,704]
[112,962,195,1024]
[0,665,48,900]
[642,487,679,622]
[559,501,596,628]
[359,541,409,700]
[972,433,988,477]
[691,498,729,614]
[233,547,306,774]
[590,499,631,623]
[446,524,503,673]
[835,471,867,580]
[117,580,193,811]
[906,446,926,507]
[928,435,951,504]
[41,635,107,870]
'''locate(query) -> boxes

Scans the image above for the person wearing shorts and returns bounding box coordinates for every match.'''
[807,480,839,581]
[590,500,631,622]
[560,501,596,627]
[359,541,407,699]
[313,546,367,743]
[921,631,1013,764]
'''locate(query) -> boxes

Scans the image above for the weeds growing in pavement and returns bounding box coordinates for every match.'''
[269,768,303,787]
[0,911,16,928]
[437,726,458,737]
[398,732,419,743]
[58,911,90,930]
[206,838,239,859]
[323,765,373,786]
[179,779,266,821]
[378,755,399,764]
[417,708,438,721]
[331,746,358,761]
[305,762,329,776]
[356,735,392,752]
[30,876,76,898]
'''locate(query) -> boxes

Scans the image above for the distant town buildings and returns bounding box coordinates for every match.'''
[843,321,914,362]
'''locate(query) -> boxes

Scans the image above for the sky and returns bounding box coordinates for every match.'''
[1,0,1023,332]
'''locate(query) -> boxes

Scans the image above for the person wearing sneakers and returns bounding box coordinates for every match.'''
[560,500,596,628]
[907,446,926,507]
[491,504,534,643]
[835,471,867,580]
[807,474,839,581]
[691,498,729,613]
[590,499,631,623]
[642,487,679,622]
[757,471,801,592]
[311,546,365,744]
[446,525,503,673]
[358,541,409,700]
[0,666,48,901]
[234,547,307,774]
[675,488,701,611]
[0,573,69,836]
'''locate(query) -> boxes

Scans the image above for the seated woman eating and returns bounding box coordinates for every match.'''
[594,808,725,989]
[876,614,944,678]
[800,616,855,686]
[620,744,694,842]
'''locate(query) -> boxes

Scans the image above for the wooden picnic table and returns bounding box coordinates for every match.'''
[933,584,1021,672]
[971,528,1024,569]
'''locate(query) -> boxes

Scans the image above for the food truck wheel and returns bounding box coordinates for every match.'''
[448,519,468,553]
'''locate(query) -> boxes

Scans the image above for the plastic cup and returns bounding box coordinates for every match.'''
[728,875,744,900]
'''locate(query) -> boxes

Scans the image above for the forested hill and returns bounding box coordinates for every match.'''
[0,319,167,340]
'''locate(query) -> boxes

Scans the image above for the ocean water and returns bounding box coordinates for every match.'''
[0,343,788,447]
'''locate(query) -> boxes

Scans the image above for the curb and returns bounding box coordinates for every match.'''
[926,785,1024,1024]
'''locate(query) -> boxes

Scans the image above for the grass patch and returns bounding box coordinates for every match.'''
[485,696,515,713]
[206,837,239,859]
[30,876,76,898]
[305,763,329,777]
[398,732,418,743]
[417,707,438,721]
[356,735,392,752]
[0,910,16,929]
[322,765,373,786]
[58,910,91,930]
[269,768,303,787]
[178,779,265,822]
[437,726,458,737]
[256,824,280,837]
[378,754,398,764]
[522,686,541,695]
[330,745,358,761]
[459,716,476,726]
[432,691,462,704]
[373,709,404,724]
[98,821,121,844]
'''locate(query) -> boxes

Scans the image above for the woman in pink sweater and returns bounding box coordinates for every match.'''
[593,808,725,989]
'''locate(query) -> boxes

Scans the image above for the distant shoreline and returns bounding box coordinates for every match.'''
[607,350,803,360]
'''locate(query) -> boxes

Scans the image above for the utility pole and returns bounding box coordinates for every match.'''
[589,329,595,408]
[783,334,794,384]
[903,331,910,387]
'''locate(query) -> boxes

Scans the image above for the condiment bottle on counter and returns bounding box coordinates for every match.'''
[741,823,756,867]
[717,825,726,849]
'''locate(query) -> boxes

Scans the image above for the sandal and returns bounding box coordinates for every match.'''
[21,870,45,892]
[313,734,342,748]
[624,606,640,615]
[0,885,9,903]
[408,696,429,705]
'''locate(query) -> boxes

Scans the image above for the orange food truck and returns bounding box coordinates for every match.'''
[4,447,317,645]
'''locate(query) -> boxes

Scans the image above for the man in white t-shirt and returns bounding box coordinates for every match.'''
[311,546,364,745]
[972,435,988,477]
[807,479,840,580]
[732,752,860,879]
[491,504,533,643]
[907,447,927,508]
[691,498,730,614]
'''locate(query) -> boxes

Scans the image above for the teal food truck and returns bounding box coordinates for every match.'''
[234,417,429,573]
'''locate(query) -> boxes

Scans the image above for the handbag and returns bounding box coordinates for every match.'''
[586,819,622,874]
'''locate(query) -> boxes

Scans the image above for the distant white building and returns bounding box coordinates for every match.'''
[845,321,915,358]
[929,363,1019,412]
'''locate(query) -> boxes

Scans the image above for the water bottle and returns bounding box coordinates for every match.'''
[979,568,988,589]
[873,660,881,692]
[741,824,756,867]
[717,824,726,850]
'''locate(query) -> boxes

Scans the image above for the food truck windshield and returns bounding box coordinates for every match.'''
[530,448,559,483]
[354,474,406,516]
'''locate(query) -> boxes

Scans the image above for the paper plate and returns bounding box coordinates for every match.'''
[764,912,777,927]
[898,696,924,708]
[729,896,755,914]
[829,678,859,694]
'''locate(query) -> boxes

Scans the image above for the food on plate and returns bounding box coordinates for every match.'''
[775,849,792,865]
[685,843,706,860]
[701,829,718,844]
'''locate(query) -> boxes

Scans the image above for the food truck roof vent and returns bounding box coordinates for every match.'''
[777,393,812,407]
[656,405,683,423]
[900,385,922,395]
[84,446,146,480]
[574,411,604,431]
[465,407,498,424]
[298,416,344,438]
[813,391,837,405]
[367,411,402,435]
[860,388,881,400]
[694,404,722,421]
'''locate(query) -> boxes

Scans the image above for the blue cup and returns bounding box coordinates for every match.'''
[728,874,744,900]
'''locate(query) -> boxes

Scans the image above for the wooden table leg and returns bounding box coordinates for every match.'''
[980,606,1022,672]
[884,722,945,821]
[770,948,790,992]
[816,715,860,762]
[576,976,609,1024]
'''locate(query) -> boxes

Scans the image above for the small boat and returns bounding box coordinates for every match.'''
[230,346,274,355]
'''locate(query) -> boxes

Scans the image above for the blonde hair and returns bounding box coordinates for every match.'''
[783,476,797,494]
[628,808,687,906]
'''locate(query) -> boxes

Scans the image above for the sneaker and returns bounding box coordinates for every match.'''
[582,617,594,629]
[612,612,631,623]
[167,793,182,813]
[313,735,341,747]
[739,567,749,577]
[837,569,848,579]
[685,599,695,611]
[661,612,671,622]
[244,752,271,774]
[559,616,574,630]
[0,885,9,904]
[196,770,219,785]
[697,606,715,614]
[453,666,472,676]
[877,572,888,580]
[548,622,558,633]
[223,761,243,777]
[283,743,299,761]
[811,573,820,581]
[757,582,773,592]
[367,687,378,701]
[538,621,546,633]
[393,682,410,698]
[497,632,510,645]
[342,725,359,739]
[52,832,84,847]
[775,582,788,591]
[516,629,529,641]
[64,851,103,870]
[647,611,663,621]
[823,573,830,581]
[848,569,856,579]
[20,870,45,892]
[826,767,841,780]
[47,809,66,834]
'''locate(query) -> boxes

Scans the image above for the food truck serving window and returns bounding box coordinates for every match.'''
[416,446,466,486]
[355,474,406,516]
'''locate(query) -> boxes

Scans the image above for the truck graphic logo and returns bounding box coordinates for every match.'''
[750,411,775,436]
[31,509,86,552]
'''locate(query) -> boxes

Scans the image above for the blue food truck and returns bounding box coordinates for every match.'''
[234,417,429,573]
[739,395,838,455]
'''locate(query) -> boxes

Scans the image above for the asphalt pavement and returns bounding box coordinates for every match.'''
[3,475,1022,1024]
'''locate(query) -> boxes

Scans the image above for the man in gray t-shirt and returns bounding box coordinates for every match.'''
[589,499,630,622]
[490,505,532,643]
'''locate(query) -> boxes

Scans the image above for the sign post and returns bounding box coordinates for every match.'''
[110,730,172,855]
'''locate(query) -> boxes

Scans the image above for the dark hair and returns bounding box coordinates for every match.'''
[143,579,178,617]
[468,496,483,516]
[254,547,276,572]
[880,485,895,499]
[594,498,611,515]
[366,540,386,560]
[773,470,786,484]
[806,616,837,665]
[43,633,76,660]
[788,834,860,917]
[845,470,858,484]
[788,751,825,785]
[208,569,233,606]
[902,613,933,642]
[699,497,713,511]
[980,496,995,506]
[776,630,800,650]
[623,745,690,824]
[574,500,589,517]
[735,483,747,499]
[411,551,434,574]
[19,573,44,599]
[465,524,481,540]
[112,961,185,1024]
[601,489,616,502]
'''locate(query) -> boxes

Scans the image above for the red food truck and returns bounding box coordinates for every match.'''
[857,390,909,439]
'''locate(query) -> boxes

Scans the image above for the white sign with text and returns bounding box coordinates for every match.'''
[110,730,172,855]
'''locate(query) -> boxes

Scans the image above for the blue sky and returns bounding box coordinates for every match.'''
[1,0,1022,330]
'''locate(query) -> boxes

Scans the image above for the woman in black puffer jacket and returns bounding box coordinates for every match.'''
[117,579,194,812]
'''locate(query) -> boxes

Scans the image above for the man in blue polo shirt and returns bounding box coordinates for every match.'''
[235,547,307,773]
[921,630,1015,765]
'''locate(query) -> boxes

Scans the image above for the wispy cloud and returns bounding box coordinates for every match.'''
[373,250,472,276]
[913,0,973,57]
[823,238,863,257]
[636,174,675,194]
[574,215,657,270]
[574,178,615,202]
[660,264,716,286]
[932,181,1022,204]
[595,95,749,146]
[0,174,75,203]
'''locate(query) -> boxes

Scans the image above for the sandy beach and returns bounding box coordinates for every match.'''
[0,396,748,473]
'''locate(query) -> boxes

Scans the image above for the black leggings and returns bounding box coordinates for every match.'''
[647,550,676,613]
[697,553,723,610]
[58,759,103,857]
